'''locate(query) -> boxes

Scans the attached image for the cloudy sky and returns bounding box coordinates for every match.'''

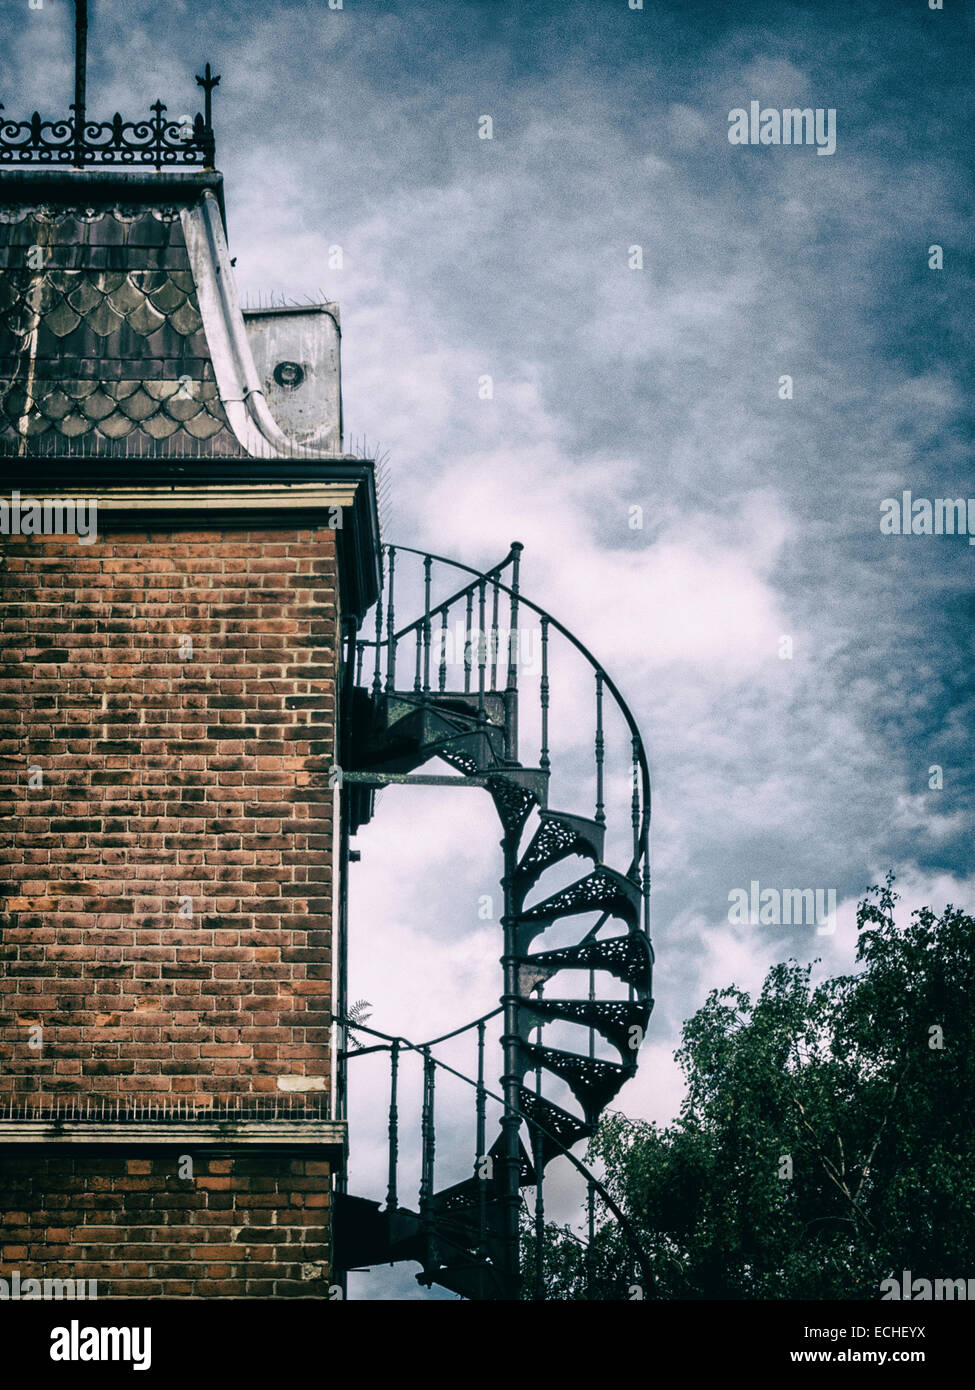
[5,0,973,1297]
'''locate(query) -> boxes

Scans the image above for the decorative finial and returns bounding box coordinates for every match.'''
[195,63,221,133]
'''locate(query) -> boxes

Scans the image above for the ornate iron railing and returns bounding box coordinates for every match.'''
[342,543,655,1299]
[338,1016,654,1300]
[0,66,219,169]
[354,542,652,930]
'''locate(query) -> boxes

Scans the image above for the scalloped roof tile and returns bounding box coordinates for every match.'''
[0,192,241,456]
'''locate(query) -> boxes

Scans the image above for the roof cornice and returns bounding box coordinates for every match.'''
[0,457,382,621]
[0,166,227,226]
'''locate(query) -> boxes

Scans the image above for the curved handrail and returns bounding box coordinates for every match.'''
[347,1006,504,1055]
[363,544,520,647]
[356,542,651,897]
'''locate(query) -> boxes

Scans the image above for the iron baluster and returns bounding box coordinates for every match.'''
[386,1040,399,1211]
[413,626,422,693]
[490,580,500,691]
[476,1020,487,1261]
[589,958,596,1115]
[532,1127,545,1301]
[464,589,474,694]
[438,607,448,692]
[504,542,522,762]
[420,1048,437,1273]
[539,616,550,774]
[643,833,651,939]
[372,553,384,699]
[500,825,523,1300]
[386,546,397,690]
[477,579,487,724]
[630,741,641,1001]
[594,671,606,827]
[631,739,641,874]
[535,983,543,1092]
[355,640,364,686]
[422,554,433,693]
[421,1049,436,1203]
[475,1022,486,1165]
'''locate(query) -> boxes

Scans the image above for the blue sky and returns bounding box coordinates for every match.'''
[4,0,974,1297]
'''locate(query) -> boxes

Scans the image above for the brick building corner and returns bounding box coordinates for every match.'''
[0,161,379,1297]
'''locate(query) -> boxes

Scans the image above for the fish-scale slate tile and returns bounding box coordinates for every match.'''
[0,204,243,455]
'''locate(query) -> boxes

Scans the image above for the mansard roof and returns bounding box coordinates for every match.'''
[0,158,379,614]
[0,169,339,460]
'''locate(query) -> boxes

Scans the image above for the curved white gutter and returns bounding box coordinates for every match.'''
[181,191,320,459]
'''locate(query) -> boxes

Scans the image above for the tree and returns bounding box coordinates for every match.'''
[523,877,975,1298]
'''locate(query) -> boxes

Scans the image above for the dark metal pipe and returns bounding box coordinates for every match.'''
[386,546,397,689]
[386,1040,399,1211]
[422,554,432,693]
[499,829,523,1299]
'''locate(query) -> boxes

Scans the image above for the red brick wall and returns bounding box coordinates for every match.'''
[0,1151,333,1297]
[0,522,340,1296]
[0,525,337,1105]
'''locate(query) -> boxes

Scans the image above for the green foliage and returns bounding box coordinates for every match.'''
[522,877,975,1298]
[345,998,373,1052]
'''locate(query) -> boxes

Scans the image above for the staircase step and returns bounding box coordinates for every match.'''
[430,1174,498,1213]
[518,997,652,1059]
[518,929,653,996]
[332,1193,425,1271]
[434,728,506,776]
[517,1085,593,1169]
[416,1258,505,1301]
[350,691,508,775]
[520,1043,634,1124]
[513,810,605,903]
[385,689,507,729]
[514,866,641,952]
[486,770,548,830]
[427,1197,506,1260]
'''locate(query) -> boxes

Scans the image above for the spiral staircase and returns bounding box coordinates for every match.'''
[334,543,654,1299]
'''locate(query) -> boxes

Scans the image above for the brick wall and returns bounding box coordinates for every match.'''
[0,522,340,1294]
[1,1151,332,1298]
[0,524,337,1102]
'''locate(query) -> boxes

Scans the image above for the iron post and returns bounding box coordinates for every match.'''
[499,828,523,1299]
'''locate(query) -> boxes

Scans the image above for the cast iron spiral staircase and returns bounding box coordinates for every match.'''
[334,543,653,1299]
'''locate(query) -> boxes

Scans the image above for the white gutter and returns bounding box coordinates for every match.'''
[181,191,320,459]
